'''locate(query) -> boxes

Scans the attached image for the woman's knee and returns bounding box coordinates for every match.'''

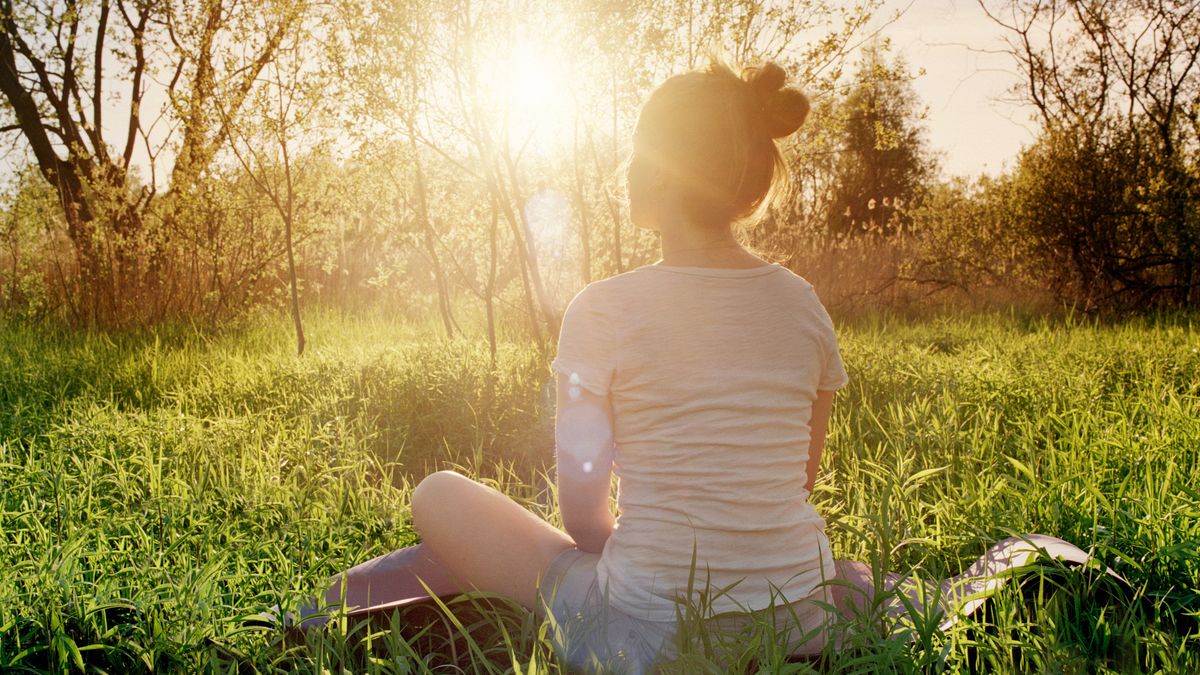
[411,469,469,534]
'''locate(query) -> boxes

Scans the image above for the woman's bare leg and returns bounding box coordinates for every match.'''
[831,559,934,625]
[410,469,577,611]
[831,560,878,619]
[292,470,574,627]
[323,542,466,610]
[287,542,467,628]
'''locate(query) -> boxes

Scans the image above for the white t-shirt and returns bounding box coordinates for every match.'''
[550,262,849,622]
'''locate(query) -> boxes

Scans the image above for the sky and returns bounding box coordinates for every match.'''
[878,0,1039,177]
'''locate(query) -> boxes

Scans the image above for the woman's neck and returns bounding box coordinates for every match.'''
[656,221,766,268]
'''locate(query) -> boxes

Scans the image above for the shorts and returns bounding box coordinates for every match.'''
[534,548,833,674]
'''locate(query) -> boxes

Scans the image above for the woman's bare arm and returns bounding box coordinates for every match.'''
[554,372,616,553]
[806,390,836,494]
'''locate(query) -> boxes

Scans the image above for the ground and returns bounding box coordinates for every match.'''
[1,309,1197,672]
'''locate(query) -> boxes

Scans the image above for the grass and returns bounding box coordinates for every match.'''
[0,307,1197,672]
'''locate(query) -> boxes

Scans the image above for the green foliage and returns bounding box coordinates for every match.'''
[1008,119,1200,310]
[1,312,1198,671]
[900,174,1045,306]
[2,0,896,328]
[751,39,941,311]
[827,42,933,238]
[0,165,60,319]
[979,0,1200,311]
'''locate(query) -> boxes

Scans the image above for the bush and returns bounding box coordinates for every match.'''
[1010,118,1199,311]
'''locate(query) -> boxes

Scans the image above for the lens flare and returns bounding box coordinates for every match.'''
[524,188,572,260]
[555,386,614,478]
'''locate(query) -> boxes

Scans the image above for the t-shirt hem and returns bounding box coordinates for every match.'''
[599,561,838,624]
[818,374,850,391]
[602,584,834,623]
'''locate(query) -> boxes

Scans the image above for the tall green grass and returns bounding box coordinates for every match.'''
[1,309,1197,672]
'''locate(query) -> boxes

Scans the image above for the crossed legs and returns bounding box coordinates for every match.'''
[317,470,576,616]
[314,471,877,629]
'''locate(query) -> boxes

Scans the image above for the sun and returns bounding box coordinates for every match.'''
[485,39,576,157]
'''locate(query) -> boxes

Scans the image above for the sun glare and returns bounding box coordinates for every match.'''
[524,188,572,260]
[489,40,575,157]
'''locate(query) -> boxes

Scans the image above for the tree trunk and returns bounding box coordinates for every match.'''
[285,218,305,355]
[486,198,499,368]
[610,69,623,274]
[487,163,543,344]
[585,122,623,277]
[282,142,305,356]
[573,119,593,286]
[502,150,559,336]
[411,147,457,338]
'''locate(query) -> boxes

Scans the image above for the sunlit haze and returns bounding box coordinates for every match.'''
[483,38,576,157]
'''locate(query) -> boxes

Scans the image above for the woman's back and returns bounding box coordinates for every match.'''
[551,261,848,621]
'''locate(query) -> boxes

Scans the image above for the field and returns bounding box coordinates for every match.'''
[1,309,1198,673]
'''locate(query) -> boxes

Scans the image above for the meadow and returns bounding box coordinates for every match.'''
[1,309,1198,673]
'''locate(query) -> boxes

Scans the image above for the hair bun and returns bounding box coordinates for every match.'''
[742,62,810,139]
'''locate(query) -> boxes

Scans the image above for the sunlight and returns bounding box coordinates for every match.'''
[524,188,572,261]
[485,38,575,157]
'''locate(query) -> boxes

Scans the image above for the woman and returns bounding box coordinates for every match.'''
[307,60,843,671]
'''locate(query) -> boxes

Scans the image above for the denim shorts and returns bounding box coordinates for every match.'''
[534,548,832,674]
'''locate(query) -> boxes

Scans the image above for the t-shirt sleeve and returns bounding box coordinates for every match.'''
[550,285,615,396]
[812,291,849,391]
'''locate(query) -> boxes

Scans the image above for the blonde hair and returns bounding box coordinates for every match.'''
[633,59,809,229]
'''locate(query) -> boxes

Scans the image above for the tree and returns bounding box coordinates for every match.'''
[0,0,304,324]
[827,42,934,238]
[980,0,1200,308]
[1,0,896,327]
[1010,116,1196,308]
[0,163,59,313]
[220,6,330,356]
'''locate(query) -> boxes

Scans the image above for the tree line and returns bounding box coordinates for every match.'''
[1,0,1197,349]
